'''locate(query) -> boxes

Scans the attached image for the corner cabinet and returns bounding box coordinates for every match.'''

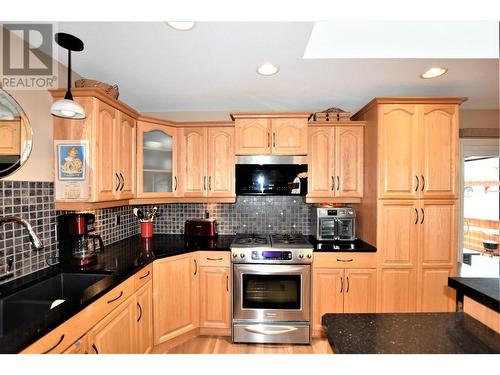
[232,113,309,155]
[180,126,235,198]
[307,124,364,201]
[136,120,179,197]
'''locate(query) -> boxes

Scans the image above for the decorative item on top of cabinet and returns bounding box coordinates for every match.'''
[180,126,235,199]
[50,88,139,211]
[136,118,179,198]
[306,122,364,203]
[231,113,310,155]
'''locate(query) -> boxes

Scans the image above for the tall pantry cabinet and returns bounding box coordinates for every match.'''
[352,97,466,313]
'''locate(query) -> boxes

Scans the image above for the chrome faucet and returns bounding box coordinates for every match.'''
[0,216,44,250]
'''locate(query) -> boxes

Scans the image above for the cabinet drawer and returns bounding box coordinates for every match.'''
[313,252,376,268]
[134,264,153,290]
[197,251,230,267]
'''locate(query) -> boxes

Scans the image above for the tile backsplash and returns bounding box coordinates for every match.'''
[1,181,311,284]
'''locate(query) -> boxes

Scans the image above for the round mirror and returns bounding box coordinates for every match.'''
[0,89,33,178]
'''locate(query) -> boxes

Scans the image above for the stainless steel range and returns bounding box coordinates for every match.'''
[231,233,313,344]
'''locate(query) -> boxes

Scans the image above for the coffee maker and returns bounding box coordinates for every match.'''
[57,213,104,266]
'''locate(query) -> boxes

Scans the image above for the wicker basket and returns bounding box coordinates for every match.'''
[310,107,351,122]
[74,79,119,99]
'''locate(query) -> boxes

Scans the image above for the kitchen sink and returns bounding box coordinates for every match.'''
[0,272,110,336]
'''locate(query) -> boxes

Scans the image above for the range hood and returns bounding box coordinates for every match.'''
[235,155,308,196]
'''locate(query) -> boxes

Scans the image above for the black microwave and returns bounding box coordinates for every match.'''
[235,156,308,196]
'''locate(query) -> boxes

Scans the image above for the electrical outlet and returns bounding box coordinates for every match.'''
[115,214,121,226]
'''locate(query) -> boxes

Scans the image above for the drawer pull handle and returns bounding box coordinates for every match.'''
[92,344,99,354]
[139,270,150,279]
[137,302,143,322]
[207,257,223,261]
[107,291,123,304]
[42,334,64,354]
[336,258,353,262]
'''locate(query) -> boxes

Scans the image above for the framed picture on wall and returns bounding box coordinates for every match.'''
[56,142,87,180]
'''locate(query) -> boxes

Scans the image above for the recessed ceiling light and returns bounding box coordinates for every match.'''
[257,63,279,76]
[166,22,196,31]
[420,67,448,79]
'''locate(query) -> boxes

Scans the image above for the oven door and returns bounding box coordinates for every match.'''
[318,217,337,240]
[233,264,310,322]
[337,218,355,241]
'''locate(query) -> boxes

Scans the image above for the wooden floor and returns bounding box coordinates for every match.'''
[156,336,333,354]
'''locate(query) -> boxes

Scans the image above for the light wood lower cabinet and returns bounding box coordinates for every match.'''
[417,268,455,312]
[312,266,376,336]
[136,282,154,353]
[62,335,89,354]
[153,253,199,345]
[199,266,231,331]
[378,268,417,312]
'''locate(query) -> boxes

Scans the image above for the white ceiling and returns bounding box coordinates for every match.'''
[56,22,499,114]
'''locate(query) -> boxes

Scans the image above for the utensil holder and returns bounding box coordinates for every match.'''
[141,221,153,238]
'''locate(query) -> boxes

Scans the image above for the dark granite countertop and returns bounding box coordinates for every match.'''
[448,277,500,312]
[0,234,234,354]
[308,236,376,252]
[322,312,500,354]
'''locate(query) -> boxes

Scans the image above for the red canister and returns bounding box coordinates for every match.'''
[141,221,153,238]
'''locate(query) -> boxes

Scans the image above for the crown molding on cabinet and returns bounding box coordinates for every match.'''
[230,112,312,121]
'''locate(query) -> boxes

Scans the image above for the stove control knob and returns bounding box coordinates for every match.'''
[232,252,238,258]
[306,253,312,259]
[298,253,304,259]
[240,253,246,258]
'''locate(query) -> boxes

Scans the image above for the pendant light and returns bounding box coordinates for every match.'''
[50,33,86,119]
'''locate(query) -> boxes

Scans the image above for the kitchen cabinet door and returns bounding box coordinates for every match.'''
[343,269,376,313]
[0,120,20,155]
[136,281,153,354]
[378,104,419,199]
[307,127,334,198]
[312,268,344,335]
[418,268,455,312]
[199,266,231,330]
[419,105,458,199]
[137,121,178,197]
[116,111,136,199]
[181,128,208,197]
[234,118,271,155]
[378,268,417,312]
[334,126,363,197]
[207,127,235,197]
[153,253,199,345]
[88,296,136,354]
[271,118,308,155]
[95,101,119,201]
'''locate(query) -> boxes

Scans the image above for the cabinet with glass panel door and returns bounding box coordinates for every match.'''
[137,120,179,197]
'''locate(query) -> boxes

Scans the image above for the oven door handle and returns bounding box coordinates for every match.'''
[244,325,299,335]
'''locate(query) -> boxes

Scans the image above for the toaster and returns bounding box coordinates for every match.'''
[184,219,217,237]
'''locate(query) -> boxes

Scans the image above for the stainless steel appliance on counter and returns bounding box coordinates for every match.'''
[231,233,313,344]
[311,206,356,241]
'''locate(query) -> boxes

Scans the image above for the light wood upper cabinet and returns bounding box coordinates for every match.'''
[116,112,136,200]
[343,268,376,313]
[136,281,153,354]
[207,127,235,197]
[88,296,136,354]
[307,125,364,199]
[312,268,344,333]
[234,114,309,155]
[0,120,21,155]
[271,118,308,155]
[378,104,419,199]
[153,253,199,345]
[235,118,270,154]
[199,266,231,330]
[180,126,235,198]
[334,126,363,197]
[420,105,458,199]
[137,121,178,198]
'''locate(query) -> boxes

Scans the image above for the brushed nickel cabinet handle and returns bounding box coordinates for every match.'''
[207,257,223,261]
[92,344,99,354]
[421,175,425,192]
[336,258,353,262]
[421,208,425,224]
[415,175,419,191]
[194,259,198,275]
[107,291,123,304]
[137,302,143,322]
[139,270,150,279]
[340,277,343,293]
[42,334,64,354]
[336,176,340,191]
[414,208,419,224]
